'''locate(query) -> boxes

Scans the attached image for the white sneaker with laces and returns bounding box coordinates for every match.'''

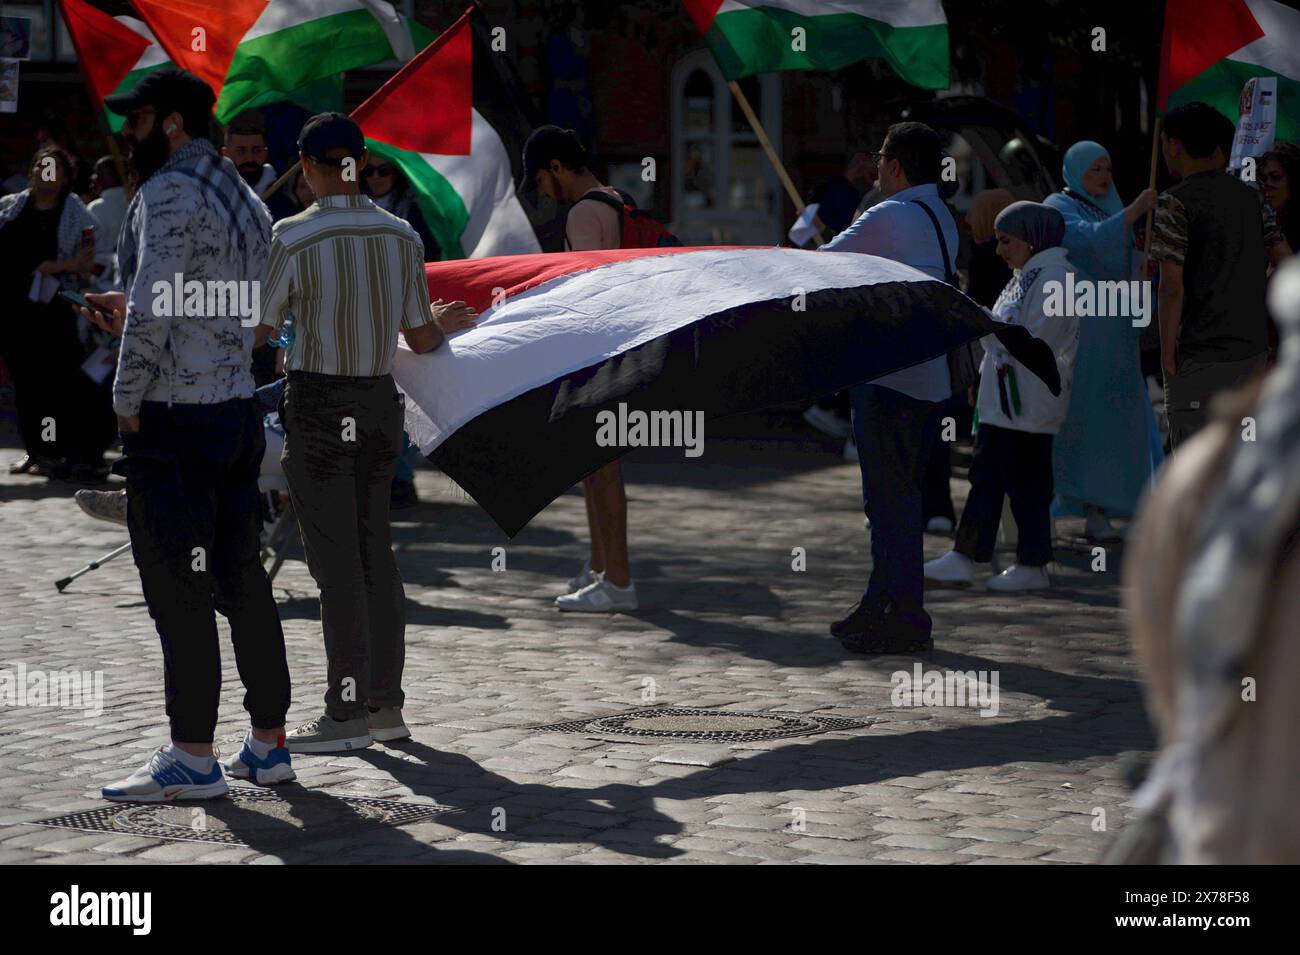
[924,550,976,586]
[75,488,127,526]
[101,746,228,802]
[555,577,638,613]
[566,559,600,593]
[986,564,1051,592]
[925,516,955,534]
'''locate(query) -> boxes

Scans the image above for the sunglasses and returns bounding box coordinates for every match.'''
[363,164,395,178]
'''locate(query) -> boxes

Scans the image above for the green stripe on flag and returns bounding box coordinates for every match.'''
[365,139,470,262]
[1167,59,1300,142]
[217,9,413,123]
[707,9,948,88]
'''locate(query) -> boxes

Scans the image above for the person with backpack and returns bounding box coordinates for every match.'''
[522,126,676,612]
[819,122,959,654]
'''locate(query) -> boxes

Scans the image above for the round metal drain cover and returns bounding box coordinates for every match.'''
[535,707,869,743]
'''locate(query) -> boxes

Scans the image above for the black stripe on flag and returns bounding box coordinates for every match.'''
[429,279,1058,537]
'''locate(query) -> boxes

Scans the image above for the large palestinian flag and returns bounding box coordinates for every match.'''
[684,0,950,89]
[57,0,171,133]
[392,247,1060,537]
[354,7,542,259]
[1159,0,1300,141]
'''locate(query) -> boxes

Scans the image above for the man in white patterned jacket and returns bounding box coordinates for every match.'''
[81,70,294,802]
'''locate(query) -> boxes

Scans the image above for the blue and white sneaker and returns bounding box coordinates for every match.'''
[102,746,229,803]
[223,733,296,785]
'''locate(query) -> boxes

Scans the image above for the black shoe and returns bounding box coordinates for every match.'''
[68,462,110,483]
[830,593,886,640]
[390,478,419,510]
[837,596,934,654]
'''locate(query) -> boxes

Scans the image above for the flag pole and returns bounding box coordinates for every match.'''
[1141,115,1162,270]
[261,160,301,202]
[727,80,825,245]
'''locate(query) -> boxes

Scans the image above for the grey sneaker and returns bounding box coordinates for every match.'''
[367,707,411,742]
[285,714,372,753]
[566,559,600,593]
[75,488,127,526]
[555,577,638,613]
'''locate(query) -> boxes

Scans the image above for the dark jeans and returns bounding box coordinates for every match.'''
[1164,351,1267,451]
[118,398,290,743]
[281,372,406,721]
[921,394,972,523]
[850,383,942,609]
[954,423,1054,567]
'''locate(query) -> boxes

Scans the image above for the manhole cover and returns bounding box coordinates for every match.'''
[26,787,458,848]
[534,707,869,743]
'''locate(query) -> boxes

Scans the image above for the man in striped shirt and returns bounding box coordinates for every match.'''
[258,113,476,753]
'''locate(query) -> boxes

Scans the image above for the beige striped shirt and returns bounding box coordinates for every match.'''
[260,194,433,377]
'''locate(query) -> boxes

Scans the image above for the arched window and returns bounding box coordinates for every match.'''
[671,51,781,245]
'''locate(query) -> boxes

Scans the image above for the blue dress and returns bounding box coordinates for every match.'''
[1044,190,1163,517]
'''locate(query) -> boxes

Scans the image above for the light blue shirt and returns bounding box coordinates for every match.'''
[820,182,957,401]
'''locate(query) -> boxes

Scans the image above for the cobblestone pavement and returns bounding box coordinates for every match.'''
[0,413,1152,864]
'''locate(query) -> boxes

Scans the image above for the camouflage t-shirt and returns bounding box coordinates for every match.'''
[1150,170,1278,365]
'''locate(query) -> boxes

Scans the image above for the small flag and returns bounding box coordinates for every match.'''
[684,0,949,89]
[355,7,542,259]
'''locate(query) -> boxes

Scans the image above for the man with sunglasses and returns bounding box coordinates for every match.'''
[819,122,958,655]
[80,69,294,800]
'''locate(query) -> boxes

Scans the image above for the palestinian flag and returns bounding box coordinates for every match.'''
[57,0,171,133]
[354,7,542,259]
[1159,0,1300,140]
[392,246,1060,537]
[127,0,425,124]
[684,0,949,89]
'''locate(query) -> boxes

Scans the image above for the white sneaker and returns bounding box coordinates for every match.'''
[924,550,975,586]
[803,404,852,439]
[925,516,954,534]
[102,746,228,803]
[1085,510,1121,543]
[75,488,127,526]
[986,564,1051,592]
[566,559,600,593]
[555,577,638,613]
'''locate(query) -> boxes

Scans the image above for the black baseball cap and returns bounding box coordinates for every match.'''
[104,68,215,123]
[520,125,587,191]
[298,112,366,166]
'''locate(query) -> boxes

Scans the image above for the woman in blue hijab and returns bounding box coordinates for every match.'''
[1044,141,1162,541]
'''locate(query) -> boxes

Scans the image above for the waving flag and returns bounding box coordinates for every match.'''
[684,0,949,88]
[355,7,542,259]
[57,1,170,132]
[126,0,425,123]
[392,247,1059,536]
[1159,0,1300,140]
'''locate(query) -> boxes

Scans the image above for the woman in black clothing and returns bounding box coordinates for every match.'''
[361,157,442,262]
[0,146,113,479]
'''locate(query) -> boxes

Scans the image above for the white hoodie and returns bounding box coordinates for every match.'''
[976,246,1080,435]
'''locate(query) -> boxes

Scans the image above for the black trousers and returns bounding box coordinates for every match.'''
[118,398,290,743]
[953,423,1054,567]
[921,394,973,523]
[281,372,406,721]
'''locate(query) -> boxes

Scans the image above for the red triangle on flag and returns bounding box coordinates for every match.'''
[1158,0,1265,109]
[682,0,725,36]
[129,0,269,102]
[57,0,150,107]
[352,8,473,156]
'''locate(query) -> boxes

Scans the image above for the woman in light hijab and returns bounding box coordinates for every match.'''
[924,202,1080,592]
[1044,141,1162,542]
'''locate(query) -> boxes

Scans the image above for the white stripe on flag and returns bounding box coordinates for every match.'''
[394,247,941,453]
[1234,0,1300,77]
[715,0,947,29]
